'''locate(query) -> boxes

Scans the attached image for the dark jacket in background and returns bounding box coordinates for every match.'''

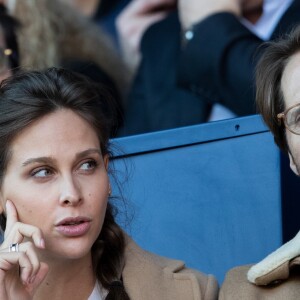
[179,0,300,116]
[120,0,300,136]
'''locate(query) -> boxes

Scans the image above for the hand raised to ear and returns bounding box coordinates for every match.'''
[3,200,45,249]
[116,0,176,71]
[4,200,18,238]
[0,200,48,300]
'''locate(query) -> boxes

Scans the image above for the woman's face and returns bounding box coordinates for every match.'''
[281,52,300,176]
[0,109,109,261]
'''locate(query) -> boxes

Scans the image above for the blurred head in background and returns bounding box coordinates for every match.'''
[0,3,19,81]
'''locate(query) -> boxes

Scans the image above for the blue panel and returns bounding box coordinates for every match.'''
[110,115,282,284]
[0,115,282,283]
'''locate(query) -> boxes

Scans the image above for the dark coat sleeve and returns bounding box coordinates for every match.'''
[119,13,211,136]
[178,0,300,116]
[178,13,262,116]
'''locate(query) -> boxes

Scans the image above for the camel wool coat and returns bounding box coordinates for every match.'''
[220,264,300,300]
[220,229,300,299]
[122,237,218,300]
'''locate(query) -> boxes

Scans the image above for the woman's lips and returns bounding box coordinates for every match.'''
[55,217,91,237]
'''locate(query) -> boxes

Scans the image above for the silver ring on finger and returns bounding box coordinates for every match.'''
[9,243,19,252]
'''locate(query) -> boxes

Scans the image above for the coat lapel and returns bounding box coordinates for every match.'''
[122,237,203,299]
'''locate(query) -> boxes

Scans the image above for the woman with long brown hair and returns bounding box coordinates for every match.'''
[0,68,218,299]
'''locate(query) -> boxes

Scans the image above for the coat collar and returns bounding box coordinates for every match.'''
[122,236,203,299]
[248,230,300,285]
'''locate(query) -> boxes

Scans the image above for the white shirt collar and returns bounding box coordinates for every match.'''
[241,0,293,40]
[88,281,108,300]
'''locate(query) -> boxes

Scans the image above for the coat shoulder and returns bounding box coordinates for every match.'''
[219,265,253,299]
[220,264,300,300]
[123,236,218,300]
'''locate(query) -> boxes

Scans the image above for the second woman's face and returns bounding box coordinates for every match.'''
[0,109,109,261]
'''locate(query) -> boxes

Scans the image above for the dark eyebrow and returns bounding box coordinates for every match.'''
[22,149,102,167]
[22,157,56,167]
[75,148,102,160]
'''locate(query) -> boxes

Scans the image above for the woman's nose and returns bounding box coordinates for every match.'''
[59,175,82,206]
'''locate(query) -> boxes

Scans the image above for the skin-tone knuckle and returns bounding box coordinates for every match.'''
[20,263,32,277]
[0,244,6,251]
[0,259,12,270]
[19,252,27,260]
[33,260,40,269]
[31,229,42,243]
[25,241,35,252]
[35,228,42,237]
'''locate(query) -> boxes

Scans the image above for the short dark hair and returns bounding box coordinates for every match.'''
[256,26,300,151]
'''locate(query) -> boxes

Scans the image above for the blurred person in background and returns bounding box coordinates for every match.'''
[4,0,131,134]
[116,0,299,136]
[220,24,300,300]
[0,3,19,82]
[59,0,130,48]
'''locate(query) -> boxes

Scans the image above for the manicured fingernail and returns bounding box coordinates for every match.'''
[5,200,11,210]
[40,239,45,248]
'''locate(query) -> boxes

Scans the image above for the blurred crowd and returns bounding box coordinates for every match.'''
[0,0,299,136]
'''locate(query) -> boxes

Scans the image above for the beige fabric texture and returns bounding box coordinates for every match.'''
[220,231,300,299]
[122,237,219,300]
[248,230,300,284]
[220,265,300,300]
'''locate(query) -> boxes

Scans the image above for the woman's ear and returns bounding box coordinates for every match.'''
[288,152,299,176]
[104,154,109,171]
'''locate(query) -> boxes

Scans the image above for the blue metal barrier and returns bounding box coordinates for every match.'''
[0,114,285,284]
[110,115,282,283]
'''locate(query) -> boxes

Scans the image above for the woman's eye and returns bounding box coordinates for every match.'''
[79,160,97,171]
[31,168,53,178]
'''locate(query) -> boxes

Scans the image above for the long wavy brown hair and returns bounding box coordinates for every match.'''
[0,67,130,299]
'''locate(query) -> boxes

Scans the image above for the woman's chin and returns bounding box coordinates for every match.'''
[40,240,94,262]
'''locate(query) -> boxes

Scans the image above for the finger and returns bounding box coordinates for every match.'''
[0,252,33,284]
[120,11,170,46]
[4,200,18,236]
[25,262,49,295]
[140,11,170,27]
[146,0,177,12]
[3,223,45,250]
[121,0,175,18]
[121,0,155,17]
[133,12,169,42]
[0,242,48,286]
[19,242,40,280]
